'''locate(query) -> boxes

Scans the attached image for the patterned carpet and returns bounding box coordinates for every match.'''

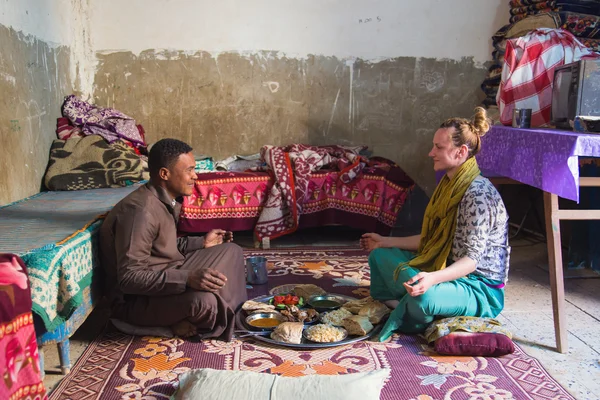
[49,248,575,400]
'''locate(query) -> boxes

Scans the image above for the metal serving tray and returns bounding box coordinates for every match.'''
[235,292,383,349]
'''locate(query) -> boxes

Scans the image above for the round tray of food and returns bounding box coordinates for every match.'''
[235,284,391,349]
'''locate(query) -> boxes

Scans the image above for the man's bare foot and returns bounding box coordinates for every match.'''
[171,320,198,338]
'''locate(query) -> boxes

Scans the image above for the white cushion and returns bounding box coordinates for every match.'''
[174,368,390,400]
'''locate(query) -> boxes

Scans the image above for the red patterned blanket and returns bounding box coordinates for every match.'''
[0,254,46,400]
[179,172,274,234]
[254,144,368,240]
[178,151,414,239]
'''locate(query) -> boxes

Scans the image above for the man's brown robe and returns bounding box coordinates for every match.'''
[100,183,247,340]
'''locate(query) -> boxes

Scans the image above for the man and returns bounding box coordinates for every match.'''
[100,138,247,341]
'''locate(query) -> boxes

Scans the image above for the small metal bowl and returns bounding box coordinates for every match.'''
[307,294,348,312]
[303,324,348,343]
[245,312,287,331]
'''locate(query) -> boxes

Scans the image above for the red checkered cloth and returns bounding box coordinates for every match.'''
[497,28,599,127]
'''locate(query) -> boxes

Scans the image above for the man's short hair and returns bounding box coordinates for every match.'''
[148,138,193,177]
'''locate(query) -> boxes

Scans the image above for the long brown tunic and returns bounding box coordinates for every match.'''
[99,183,247,341]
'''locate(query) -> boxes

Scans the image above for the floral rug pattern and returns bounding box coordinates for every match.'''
[49,248,574,400]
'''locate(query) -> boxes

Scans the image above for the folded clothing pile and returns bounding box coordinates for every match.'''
[44,135,149,191]
[510,0,600,23]
[482,1,600,113]
[44,95,149,191]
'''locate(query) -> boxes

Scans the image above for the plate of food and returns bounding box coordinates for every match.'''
[236,285,391,349]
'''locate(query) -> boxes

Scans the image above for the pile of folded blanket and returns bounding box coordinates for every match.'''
[44,95,149,191]
[481,1,600,115]
[510,0,600,23]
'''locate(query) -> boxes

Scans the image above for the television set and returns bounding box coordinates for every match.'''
[551,59,600,130]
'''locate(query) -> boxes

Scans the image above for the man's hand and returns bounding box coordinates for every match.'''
[187,269,228,292]
[403,271,436,297]
[204,229,234,248]
[360,232,385,252]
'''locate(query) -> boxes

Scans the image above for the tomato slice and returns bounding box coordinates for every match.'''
[283,295,299,305]
[274,295,285,304]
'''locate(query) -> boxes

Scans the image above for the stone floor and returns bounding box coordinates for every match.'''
[41,227,600,399]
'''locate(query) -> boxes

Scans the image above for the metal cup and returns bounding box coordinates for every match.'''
[245,256,268,285]
[512,108,532,128]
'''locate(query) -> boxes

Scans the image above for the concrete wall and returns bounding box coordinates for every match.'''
[90,0,509,193]
[90,0,506,63]
[0,1,509,204]
[0,0,91,205]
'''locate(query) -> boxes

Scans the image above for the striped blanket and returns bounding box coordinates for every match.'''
[0,185,141,331]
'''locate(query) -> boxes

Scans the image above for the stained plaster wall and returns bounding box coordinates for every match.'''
[91,1,509,193]
[0,0,93,205]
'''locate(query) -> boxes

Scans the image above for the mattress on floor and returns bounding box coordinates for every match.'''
[0,184,141,331]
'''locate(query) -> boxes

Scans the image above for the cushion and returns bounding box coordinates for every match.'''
[435,332,515,357]
[173,368,390,400]
[424,316,513,343]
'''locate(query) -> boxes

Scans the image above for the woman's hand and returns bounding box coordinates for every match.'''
[403,271,436,297]
[204,229,233,248]
[360,232,385,252]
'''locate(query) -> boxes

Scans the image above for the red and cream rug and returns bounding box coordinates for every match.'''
[49,248,574,400]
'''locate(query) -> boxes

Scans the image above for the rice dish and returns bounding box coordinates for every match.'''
[305,324,346,343]
[320,308,353,326]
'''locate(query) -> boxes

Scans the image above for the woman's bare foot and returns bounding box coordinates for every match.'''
[171,320,198,338]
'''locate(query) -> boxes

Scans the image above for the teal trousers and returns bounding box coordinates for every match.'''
[369,248,505,341]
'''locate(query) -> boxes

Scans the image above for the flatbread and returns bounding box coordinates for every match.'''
[342,296,375,314]
[242,300,275,313]
[342,315,374,336]
[270,322,304,344]
[293,284,326,300]
[358,301,390,324]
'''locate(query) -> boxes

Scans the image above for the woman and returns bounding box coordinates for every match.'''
[361,107,510,341]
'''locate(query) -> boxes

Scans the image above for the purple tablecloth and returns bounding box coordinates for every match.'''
[476,125,600,202]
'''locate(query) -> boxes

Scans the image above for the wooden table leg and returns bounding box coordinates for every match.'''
[543,191,568,353]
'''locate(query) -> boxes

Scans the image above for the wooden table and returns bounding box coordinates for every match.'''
[477,125,600,354]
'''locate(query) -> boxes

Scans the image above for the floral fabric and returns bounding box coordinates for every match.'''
[62,95,145,146]
[0,254,46,400]
[424,316,513,344]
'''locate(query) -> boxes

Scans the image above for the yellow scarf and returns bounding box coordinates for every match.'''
[394,157,480,280]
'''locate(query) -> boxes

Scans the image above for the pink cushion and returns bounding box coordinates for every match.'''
[434,332,515,357]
